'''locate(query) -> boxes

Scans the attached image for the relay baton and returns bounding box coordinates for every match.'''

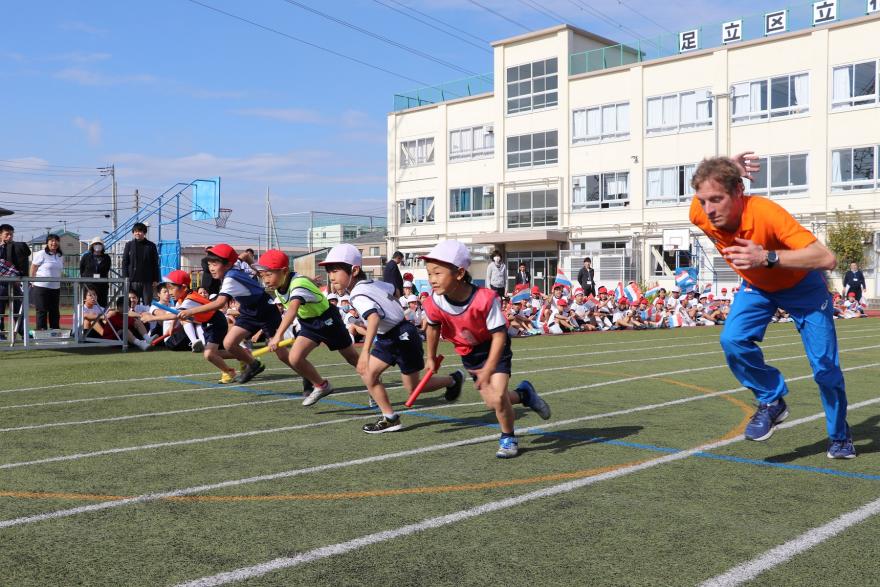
[152,302,180,315]
[252,337,294,357]
[404,354,444,407]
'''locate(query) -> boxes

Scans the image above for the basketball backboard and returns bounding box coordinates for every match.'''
[192,178,220,221]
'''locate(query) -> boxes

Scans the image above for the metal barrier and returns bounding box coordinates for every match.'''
[1,276,131,351]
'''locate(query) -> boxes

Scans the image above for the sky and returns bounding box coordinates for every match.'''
[0,0,770,244]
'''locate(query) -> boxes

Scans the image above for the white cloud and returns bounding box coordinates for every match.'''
[59,21,108,36]
[73,117,102,145]
[55,67,157,86]
[233,108,327,124]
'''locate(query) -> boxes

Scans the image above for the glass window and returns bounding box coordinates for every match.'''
[646,88,712,134]
[572,101,630,144]
[398,197,435,224]
[507,130,558,169]
[399,137,434,167]
[506,189,558,228]
[506,57,558,115]
[645,164,696,207]
[832,60,879,109]
[572,172,629,209]
[732,73,809,122]
[449,186,494,219]
[449,124,494,161]
[743,153,808,197]
[831,146,878,191]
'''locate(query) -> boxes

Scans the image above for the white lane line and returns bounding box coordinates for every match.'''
[4,342,877,434]
[699,496,880,586]
[3,325,870,396]
[1,362,877,526]
[172,391,880,587]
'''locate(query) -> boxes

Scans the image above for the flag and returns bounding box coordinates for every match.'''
[511,289,531,304]
[667,313,684,328]
[584,294,597,309]
[613,281,625,301]
[644,285,661,303]
[675,269,697,290]
[702,283,712,296]
[624,281,641,303]
[553,268,572,290]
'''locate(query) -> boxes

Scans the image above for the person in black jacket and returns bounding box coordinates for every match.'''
[382,250,405,298]
[0,223,30,337]
[514,262,531,286]
[79,236,112,307]
[576,257,596,296]
[843,262,866,302]
[121,222,160,305]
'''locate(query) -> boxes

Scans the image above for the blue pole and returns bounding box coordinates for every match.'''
[176,193,180,241]
[158,194,163,242]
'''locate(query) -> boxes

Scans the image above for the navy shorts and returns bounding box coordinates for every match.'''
[234,303,282,339]
[202,312,228,346]
[297,307,352,351]
[370,321,425,375]
[461,335,513,379]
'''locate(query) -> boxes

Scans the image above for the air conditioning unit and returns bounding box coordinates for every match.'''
[483,184,495,194]
[572,177,581,187]
[485,124,494,134]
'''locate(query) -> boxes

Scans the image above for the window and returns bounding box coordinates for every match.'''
[449,125,494,161]
[572,102,630,144]
[506,58,558,114]
[369,247,380,256]
[832,146,878,192]
[506,189,558,229]
[743,153,809,197]
[651,245,692,277]
[507,131,558,169]
[646,89,712,134]
[832,60,879,109]
[645,164,697,207]
[732,73,809,122]
[398,197,435,224]
[572,172,629,209]
[449,186,495,219]
[399,138,434,167]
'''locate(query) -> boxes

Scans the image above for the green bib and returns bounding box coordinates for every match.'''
[276,276,329,319]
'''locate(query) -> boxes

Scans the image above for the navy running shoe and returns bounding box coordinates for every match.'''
[445,369,464,402]
[827,425,856,459]
[516,380,551,420]
[744,398,789,441]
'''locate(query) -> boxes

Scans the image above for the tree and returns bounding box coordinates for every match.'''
[826,211,871,269]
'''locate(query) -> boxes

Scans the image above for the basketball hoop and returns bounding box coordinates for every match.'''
[216,208,233,228]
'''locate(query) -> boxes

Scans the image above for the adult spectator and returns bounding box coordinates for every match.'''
[843,262,866,302]
[79,237,111,307]
[485,250,507,298]
[0,223,30,338]
[514,262,531,286]
[383,250,405,297]
[121,222,160,305]
[30,233,64,330]
[690,153,854,458]
[576,257,596,296]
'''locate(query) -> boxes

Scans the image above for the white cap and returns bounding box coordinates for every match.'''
[319,244,362,267]
[420,240,471,269]
[339,295,350,302]
[671,285,681,293]
[327,293,339,301]
[403,280,413,288]
[406,294,418,303]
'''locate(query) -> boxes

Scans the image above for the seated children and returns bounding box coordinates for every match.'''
[102,296,152,350]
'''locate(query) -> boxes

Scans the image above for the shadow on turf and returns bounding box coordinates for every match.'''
[765,415,880,463]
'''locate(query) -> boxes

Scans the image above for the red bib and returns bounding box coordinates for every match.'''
[422,287,503,356]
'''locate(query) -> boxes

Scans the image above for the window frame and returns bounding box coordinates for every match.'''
[448,124,495,162]
[399,137,435,168]
[646,88,713,135]
[397,196,435,225]
[505,189,559,229]
[830,145,879,193]
[831,59,879,111]
[448,186,496,220]
[645,163,697,207]
[506,57,559,115]
[572,101,630,144]
[571,171,630,210]
[743,152,810,198]
[731,71,810,123]
[506,130,559,170]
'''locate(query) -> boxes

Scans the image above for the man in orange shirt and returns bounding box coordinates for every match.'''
[690,155,854,459]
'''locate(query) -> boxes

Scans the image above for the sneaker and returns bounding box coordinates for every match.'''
[744,398,789,441]
[191,340,205,353]
[134,339,150,351]
[827,426,856,459]
[218,370,237,384]
[445,369,464,402]
[302,380,334,406]
[363,414,402,434]
[238,359,265,384]
[495,436,519,458]
[516,380,551,420]
[303,379,314,394]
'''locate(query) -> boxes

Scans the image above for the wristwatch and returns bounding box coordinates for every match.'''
[765,250,779,268]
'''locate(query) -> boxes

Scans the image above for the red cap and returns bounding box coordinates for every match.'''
[638,297,648,304]
[848,291,856,297]
[206,243,238,263]
[531,286,540,294]
[162,269,191,287]
[419,291,429,298]
[598,286,608,294]
[618,297,629,304]
[514,283,528,292]
[557,298,568,306]
[403,272,414,281]
[254,249,289,271]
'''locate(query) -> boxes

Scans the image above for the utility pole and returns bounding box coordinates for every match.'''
[134,188,139,214]
[98,164,118,231]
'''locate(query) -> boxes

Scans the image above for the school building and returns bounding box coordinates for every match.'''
[386,4,880,296]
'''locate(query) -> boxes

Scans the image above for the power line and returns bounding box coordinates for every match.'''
[183,0,432,88]
[565,0,657,44]
[371,0,491,54]
[465,0,531,32]
[380,0,490,43]
[278,0,485,77]
[515,0,567,23]
[0,158,101,171]
[616,0,673,34]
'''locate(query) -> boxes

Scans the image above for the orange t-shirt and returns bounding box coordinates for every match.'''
[689,195,816,292]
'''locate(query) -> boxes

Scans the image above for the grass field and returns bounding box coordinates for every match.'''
[1,320,879,586]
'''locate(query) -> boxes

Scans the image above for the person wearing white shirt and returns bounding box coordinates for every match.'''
[30,234,65,330]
